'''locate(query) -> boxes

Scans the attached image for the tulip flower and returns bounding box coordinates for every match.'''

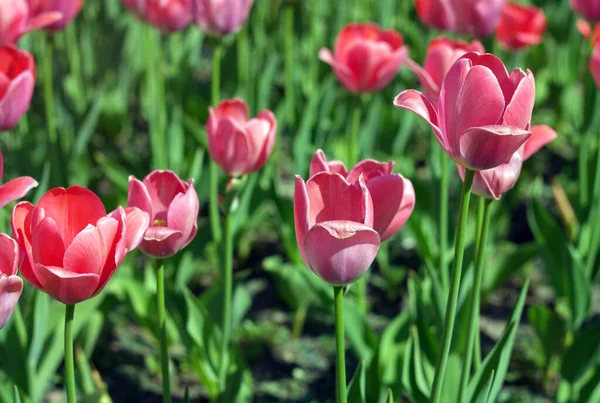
[11,186,149,305]
[207,98,277,177]
[194,0,254,37]
[0,149,38,208]
[310,150,415,241]
[121,0,194,33]
[28,0,84,31]
[0,234,23,329]
[128,170,199,258]
[294,172,380,286]
[571,0,600,23]
[318,23,408,93]
[394,52,534,171]
[495,3,546,50]
[415,0,506,38]
[0,45,35,132]
[0,0,62,44]
[458,125,557,199]
[406,36,484,102]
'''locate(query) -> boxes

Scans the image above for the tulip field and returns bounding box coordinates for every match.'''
[2,0,600,402]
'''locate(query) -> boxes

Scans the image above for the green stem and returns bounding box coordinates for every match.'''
[237,26,250,102]
[284,4,295,125]
[64,304,76,403]
[334,286,347,403]
[145,26,167,169]
[430,169,475,403]
[210,43,223,244]
[13,304,28,349]
[580,134,589,208]
[472,197,486,369]
[65,22,86,110]
[439,154,450,291]
[218,209,234,391]
[156,261,171,403]
[458,198,492,402]
[348,100,361,168]
[292,305,308,339]
[355,273,369,314]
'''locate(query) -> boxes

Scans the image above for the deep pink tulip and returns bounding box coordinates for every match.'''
[0,45,35,132]
[28,0,84,31]
[207,98,277,177]
[121,0,194,33]
[406,36,484,102]
[415,0,506,38]
[11,186,149,305]
[0,149,38,208]
[0,0,61,44]
[458,125,557,199]
[294,172,380,286]
[591,41,600,89]
[128,170,199,258]
[394,52,534,171]
[495,3,546,50]
[571,0,600,23]
[318,23,408,93]
[194,0,254,37]
[310,150,415,241]
[0,234,23,329]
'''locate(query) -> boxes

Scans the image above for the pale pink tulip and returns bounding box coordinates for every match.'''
[0,234,23,329]
[121,0,194,33]
[0,149,38,208]
[0,0,61,44]
[194,0,254,37]
[0,45,35,132]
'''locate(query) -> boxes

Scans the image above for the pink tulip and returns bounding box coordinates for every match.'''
[577,19,600,46]
[458,125,557,199]
[0,234,23,329]
[0,149,38,208]
[294,172,380,285]
[207,98,277,177]
[12,186,149,305]
[318,23,408,93]
[121,0,194,33]
[0,0,62,44]
[128,170,199,258]
[415,0,506,38]
[194,0,254,37]
[310,150,415,241]
[591,41,600,89]
[571,0,600,23]
[394,52,534,171]
[495,3,547,50]
[405,36,484,102]
[28,0,84,31]
[0,45,35,132]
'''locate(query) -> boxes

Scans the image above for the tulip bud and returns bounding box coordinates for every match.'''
[495,3,547,50]
[194,0,255,37]
[0,234,23,329]
[121,0,194,33]
[0,45,35,132]
[0,0,62,44]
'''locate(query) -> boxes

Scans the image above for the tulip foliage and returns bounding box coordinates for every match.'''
[0,1,599,403]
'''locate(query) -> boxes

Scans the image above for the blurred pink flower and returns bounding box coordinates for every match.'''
[0,234,23,329]
[0,0,61,44]
[0,149,38,208]
[571,0,600,23]
[591,41,600,89]
[28,0,84,31]
[194,0,254,37]
[121,0,194,33]
[495,3,547,50]
[0,45,35,132]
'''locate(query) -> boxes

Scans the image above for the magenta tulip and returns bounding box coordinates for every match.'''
[406,36,484,102]
[0,0,61,44]
[207,98,277,177]
[495,3,547,50]
[394,52,534,171]
[318,23,408,93]
[194,0,254,37]
[310,150,415,241]
[0,45,35,132]
[128,170,199,258]
[0,149,38,208]
[571,0,600,23]
[0,234,23,329]
[592,41,600,89]
[121,0,194,33]
[294,172,380,285]
[28,0,84,31]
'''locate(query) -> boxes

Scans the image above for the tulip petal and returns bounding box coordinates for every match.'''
[0,176,38,208]
[405,58,440,101]
[63,224,104,276]
[11,201,39,288]
[122,207,151,252]
[34,264,99,305]
[216,118,251,176]
[127,176,154,219]
[474,152,523,199]
[346,159,394,184]
[522,125,557,161]
[0,275,23,329]
[25,11,63,31]
[318,48,357,92]
[140,226,183,258]
[294,175,311,268]
[309,149,348,178]
[438,57,471,148]
[367,175,415,241]
[250,110,277,171]
[394,89,447,151]
[32,217,65,268]
[0,71,34,131]
[0,234,19,277]
[97,216,119,266]
[459,125,531,170]
[374,45,408,91]
[141,170,186,221]
[502,70,535,129]
[343,41,386,91]
[211,98,249,124]
[303,221,380,285]
[166,183,198,247]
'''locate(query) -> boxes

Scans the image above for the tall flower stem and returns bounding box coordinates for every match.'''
[458,198,492,402]
[156,261,171,403]
[333,286,347,403]
[284,2,295,125]
[218,207,234,391]
[472,197,486,368]
[430,169,475,403]
[348,99,361,166]
[144,26,167,170]
[210,43,223,244]
[439,154,450,291]
[64,304,76,403]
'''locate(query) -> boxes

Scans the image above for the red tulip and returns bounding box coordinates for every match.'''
[318,23,408,93]
[128,170,199,258]
[591,41,600,89]
[394,52,534,171]
[571,0,600,23]
[310,150,415,241]
[0,0,62,44]
[0,234,23,329]
[0,45,35,132]
[11,186,149,305]
[194,0,254,37]
[495,3,547,50]
[121,0,194,33]
[0,149,38,208]
[415,0,507,38]
[28,0,84,31]
[207,98,277,177]
[294,172,380,286]
[406,36,484,102]
[458,125,557,199]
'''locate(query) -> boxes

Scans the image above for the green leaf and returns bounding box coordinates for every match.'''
[348,362,366,403]
[561,321,600,383]
[528,304,569,362]
[474,370,495,403]
[215,368,253,403]
[344,298,377,362]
